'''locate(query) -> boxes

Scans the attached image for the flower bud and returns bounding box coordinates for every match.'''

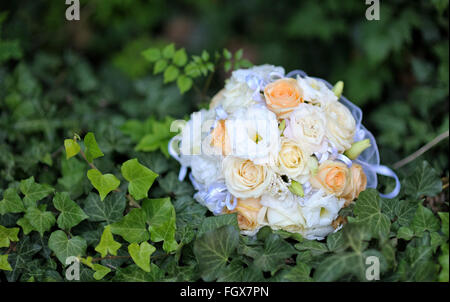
[344,139,371,160]
[288,180,304,197]
[332,81,344,98]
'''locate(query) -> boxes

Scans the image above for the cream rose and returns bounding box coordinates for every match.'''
[272,138,311,183]
[310,160,350,197]
[228,197,263,232]
[223,157,273,199]
[264,78,303,118]
[341,163,367,205]
[221,77,255,114]
[258,194,305,233]
[283,103,328,154]
[296,76,338,106]
[324,101,356,152]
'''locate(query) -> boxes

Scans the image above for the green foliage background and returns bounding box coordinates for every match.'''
[0,0,448,282]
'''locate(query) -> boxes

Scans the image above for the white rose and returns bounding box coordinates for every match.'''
[296,76,337,106]
[300,189,345,239]
[223,157,273,199]
[324,101,356,152]
[180,109,215,157]
[190,155,223,188]
[225,105,280,165]
[221,77,255,114]
[272,138,311,183]
[258,194,305,232]
[283,103,328,154]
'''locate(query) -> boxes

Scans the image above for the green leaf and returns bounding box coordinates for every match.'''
[282,262,312,282]
[3,236,41,281]
[253,234,296,273]
[0,225,20,248]
[128,241,156,272]
[438,212,449,238]
[24,207,55,236]
[173,48,188,66]
[141,48,161,62]
[121,158,158,200]
[134,117,176,157]
[163,65,179,83]
[438,243,449,282]
[64,139,80,159]
[411,205,440,237]
[201,50,210,61]
[162,43,175,59]
[53,192,88,230]
[20,176,54,208]
[176,75,193,94]
[295,239,329,256]
[0,254,12,271]
[95,225,121,258]
[110,208,149,243]
[353,189,391,237]
[194,225,239,281]
[234,49,243,60]
[142,198,178,252]
[0,188,25,215]
[83,132,104,163]
[397,226,414,240]
[86,169,120,201]
[153,59,167,74]
[326,230,346,252]
[83,192,126,224]
[113,264,163,282]
[223,49,232,60]
[16,217,33,235]
[404,161,442,199]
[48,230,87,264]
[198,213,239,237]
[92,264,111,280]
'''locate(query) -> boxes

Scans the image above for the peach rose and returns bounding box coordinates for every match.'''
[264,78,303,118]
[210,120,231,156]
[229,197,263,231]
[310,160,350,196]
[341,163,367,205]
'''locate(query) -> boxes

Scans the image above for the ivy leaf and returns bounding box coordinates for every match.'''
[20,176,54,208]
[176,75,193,94]
[113,264,163,282]
[95,225,121,257]
[16,217,33,235]
[64,139,80,159]
[128,241,156,272]
[110,208,149,243]
[83,132,104,163]
[141,48,161,62]
[397,226,414,240]
[134,117,176,157]
[438,243,449,282]
[0,225,20,248]
[57,157,86,197]
[0,254,12,271]
[48,230,87,265]
[142,198,178,252]
[193,225,240,281]
[0,188,25,215]
[253,234,296,272]
[4,236,42,281]
[353,189,391,237]
[24,207,55,236]
[173,48,188,66]
[92,264,111,280]
[404,161,442,199]
[86,169,120,201]
[83,192,126,224]
[326,230,346,252]
[411,205,440,237]
[53,192,88,230]
[295,240,329,256]
[121,158,158,200]
[282,262,312,282]
[197,213,239,237]
[163,65,179,83]
[438,212,449,238]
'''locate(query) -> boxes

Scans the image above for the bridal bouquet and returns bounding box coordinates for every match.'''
[169,65,400,240]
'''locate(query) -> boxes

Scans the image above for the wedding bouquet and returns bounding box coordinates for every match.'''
[169,65,400,240]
